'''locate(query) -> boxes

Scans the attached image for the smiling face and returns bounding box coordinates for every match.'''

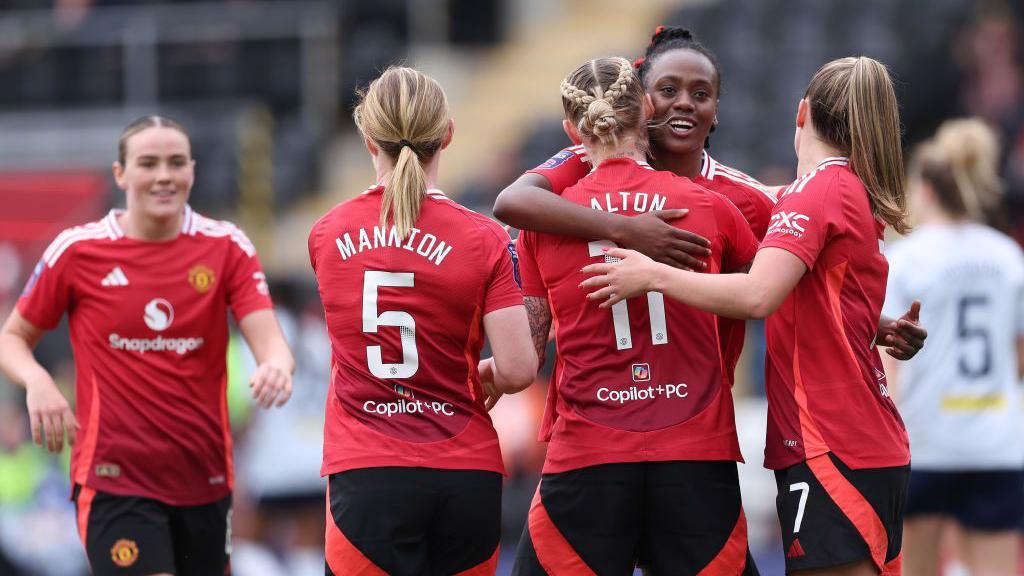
[644,48,719,160]
[113,126,194,221]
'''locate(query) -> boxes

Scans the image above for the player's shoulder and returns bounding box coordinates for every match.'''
[703,153,777,204]
[41,211,121,267]
[779,157,850,201]
[884,229,928,266]
[187,206,257,257]
[312,184,382,234]
[652,166,721,203]
[974,225,1024,266]
[426,189,511,245]
[535,144,590,171]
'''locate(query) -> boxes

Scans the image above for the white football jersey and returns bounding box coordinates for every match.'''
[884,223,1024,469]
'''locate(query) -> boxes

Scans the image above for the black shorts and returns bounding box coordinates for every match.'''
[774,453,908,575]
[326,467,501,576]
[73,485,232,576]
[512,461,758,575]
[905,468,1024,531]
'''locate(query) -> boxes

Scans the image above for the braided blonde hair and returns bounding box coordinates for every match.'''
[560,57,647,148]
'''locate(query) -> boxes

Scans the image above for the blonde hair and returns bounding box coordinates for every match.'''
[560,57,647,149]
[353,66,450,239]
[118,116,189,164]
[806,57,909,233]
[911,118,1003,223]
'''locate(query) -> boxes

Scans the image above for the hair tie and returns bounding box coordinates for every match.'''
[399,139,413,149]
[633,56,646,69]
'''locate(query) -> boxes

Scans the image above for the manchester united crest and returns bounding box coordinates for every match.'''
[110,539,139,567]
[188,265,216,293]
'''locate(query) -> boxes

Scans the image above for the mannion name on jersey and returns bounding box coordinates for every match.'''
[334,225,453,266]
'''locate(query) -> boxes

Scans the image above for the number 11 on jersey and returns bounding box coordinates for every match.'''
[588,240,669,351]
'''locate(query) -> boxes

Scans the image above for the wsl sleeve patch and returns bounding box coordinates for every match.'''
[21,259,44,297]
[507,242,522,289]
[539,150,574,170]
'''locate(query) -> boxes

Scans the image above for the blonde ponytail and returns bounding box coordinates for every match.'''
[911,118,1004,225]
[383,144,429,239]
[807,57,909,233]
[353,67,450,239]
[936,119,1003,221]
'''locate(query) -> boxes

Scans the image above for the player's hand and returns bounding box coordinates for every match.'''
[880,301,927,360]
[615,209,710,270]
[478,358,502,411]
[580,248,661,307]
[25,372,78,453]
[250,360,293,408]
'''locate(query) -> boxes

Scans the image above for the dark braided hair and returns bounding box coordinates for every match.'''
[634,25,721,149]
[634,26,721,90]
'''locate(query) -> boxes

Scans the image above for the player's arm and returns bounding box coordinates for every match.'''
[237,309,295,409]
[0,310,78,453]
[494,173,710,270]
[481,305,537,395]
[581,247,806,320]
[523,296,553,367]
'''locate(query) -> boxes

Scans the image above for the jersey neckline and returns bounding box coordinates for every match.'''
[105,204,194,243]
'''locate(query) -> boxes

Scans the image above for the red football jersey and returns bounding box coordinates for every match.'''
[17,206,273,506]
[309,186,523,476]
[517,158,757,473]
[759,157,909,470]
[528,147,775,388]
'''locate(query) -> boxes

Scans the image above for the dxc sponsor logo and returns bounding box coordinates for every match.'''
[768,212,810,237]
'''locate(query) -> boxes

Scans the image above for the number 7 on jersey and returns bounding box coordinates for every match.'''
[588,240,669,351]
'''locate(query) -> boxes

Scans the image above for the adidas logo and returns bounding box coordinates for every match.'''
[787,538,806,559]
[101,266,129,287]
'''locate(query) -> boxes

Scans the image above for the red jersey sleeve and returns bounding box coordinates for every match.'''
[759,174,841,270]
[16,254,72,330]
[483,226,525,314]
[308,219,322,273]
[712,195,759,272]
[515,231,546,297]
[224,232,274,322]
[526,146,591,194]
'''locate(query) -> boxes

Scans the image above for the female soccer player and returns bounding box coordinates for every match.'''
[0,116,295,576]
[512,56,759,576]
[583,56,915,576]
[308,66,537,576]
[494,26,924,388]
[496,27,772,389]
[881,119,1024,576]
